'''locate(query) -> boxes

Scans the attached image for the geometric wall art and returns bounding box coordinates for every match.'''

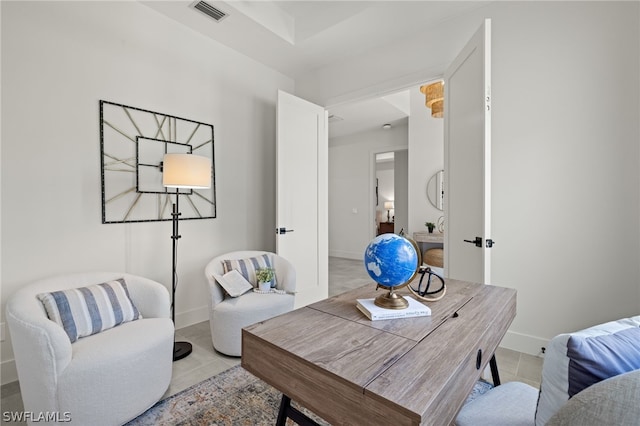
[99,100,216,224]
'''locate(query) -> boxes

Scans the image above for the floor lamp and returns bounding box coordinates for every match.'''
[162,153,212,361]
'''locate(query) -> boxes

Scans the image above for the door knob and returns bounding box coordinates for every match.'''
[463,237,482,247]
[276,227,295,235]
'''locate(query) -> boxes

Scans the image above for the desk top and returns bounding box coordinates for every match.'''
[242,280,516,426]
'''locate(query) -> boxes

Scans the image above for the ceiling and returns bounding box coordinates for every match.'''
[142,1,487,139]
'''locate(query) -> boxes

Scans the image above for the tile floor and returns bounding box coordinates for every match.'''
[1,257,544,423]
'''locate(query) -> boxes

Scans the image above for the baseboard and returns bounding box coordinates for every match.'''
[175,305,209,330]
[500,329,549,357]
[329,250,361,260]
[1,359,18,386]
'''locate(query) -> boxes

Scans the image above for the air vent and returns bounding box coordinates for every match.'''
[192,1,228,22]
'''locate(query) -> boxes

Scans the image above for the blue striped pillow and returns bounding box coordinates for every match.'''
[37,278,141,343]
[222,254,276,288]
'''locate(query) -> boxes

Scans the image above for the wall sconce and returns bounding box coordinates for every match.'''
[420,81,444,118]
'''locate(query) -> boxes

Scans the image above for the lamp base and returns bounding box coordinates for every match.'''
[374,290,409,310]
[173,341,192,361]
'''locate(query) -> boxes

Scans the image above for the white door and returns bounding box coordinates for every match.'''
[276,90,328,308]
[444,19,492,284]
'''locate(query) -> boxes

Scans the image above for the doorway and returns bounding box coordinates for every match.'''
[327,84,443,261]
[375,149,408,237]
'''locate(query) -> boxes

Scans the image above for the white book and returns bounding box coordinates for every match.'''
[213,270,253,298]
[356,296,431,321]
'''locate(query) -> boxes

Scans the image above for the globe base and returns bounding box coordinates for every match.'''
[374,290,409,310]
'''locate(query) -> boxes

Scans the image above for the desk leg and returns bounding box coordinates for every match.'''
[276,394,323,426]
[489,354,501,386]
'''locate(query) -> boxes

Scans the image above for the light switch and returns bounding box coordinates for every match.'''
[352,208,358,214]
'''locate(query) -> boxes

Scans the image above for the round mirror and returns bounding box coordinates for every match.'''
[426,170,444,211]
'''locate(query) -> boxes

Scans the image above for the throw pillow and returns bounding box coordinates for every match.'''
[37,278,142,343]
[535,316,640,426]
[213,270,254,297]
[221,254,277,288]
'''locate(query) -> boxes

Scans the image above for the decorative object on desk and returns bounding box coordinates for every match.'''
[425,221,435,233]
[99,100,216,224]
[255,267,276,291]
[384,200,394,222]
[163,153,212,361]
[408,266,446,302]
[356,296,430,321]
[437,215,445,233]
[363,233,420,309]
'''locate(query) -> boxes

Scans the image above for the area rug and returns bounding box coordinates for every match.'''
[125,365,329,426]
[126,365,493,425]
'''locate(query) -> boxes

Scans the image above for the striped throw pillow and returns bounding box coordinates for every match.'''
[222,254,276,288]
[37,278,141,343]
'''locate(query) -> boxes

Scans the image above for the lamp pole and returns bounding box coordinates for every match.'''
[162,153,211,362]
[171,190,192,361]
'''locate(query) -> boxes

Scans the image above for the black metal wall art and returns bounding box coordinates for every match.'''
[100,100,216,223]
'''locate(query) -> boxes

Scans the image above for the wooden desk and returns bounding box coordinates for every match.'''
[242,280,516,426]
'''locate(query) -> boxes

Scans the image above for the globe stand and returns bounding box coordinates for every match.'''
[374,285,409,310]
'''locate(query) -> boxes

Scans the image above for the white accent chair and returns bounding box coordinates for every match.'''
[455,315,640,426]
[6,272,174,426]
[204,251,296,356]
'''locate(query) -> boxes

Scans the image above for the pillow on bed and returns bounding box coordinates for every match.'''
[535,316,640,426]
[221,254,277,288]
[37,278,141,343]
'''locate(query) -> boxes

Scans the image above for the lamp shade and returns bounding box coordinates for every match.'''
[431,100,443,118]
[420,82,443,108]
[420,81,444,118]
[384,201,394,210]
[163,153,211,189]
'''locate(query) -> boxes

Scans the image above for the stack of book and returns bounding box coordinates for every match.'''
[356,296,431,321]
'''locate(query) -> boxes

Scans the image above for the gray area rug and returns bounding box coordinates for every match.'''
[125,365,328,426]
[126,364,493,425]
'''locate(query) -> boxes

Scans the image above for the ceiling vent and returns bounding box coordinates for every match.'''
[192,1,228,22]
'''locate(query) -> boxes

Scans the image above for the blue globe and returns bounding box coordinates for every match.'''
[364,234,418,287]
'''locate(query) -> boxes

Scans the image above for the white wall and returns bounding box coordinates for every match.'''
[408,86,445,236]
[489,1,639,353]
[307,1,640,354]
[0,1,293,383]
[329,124,408,259]
[393,149,409,234]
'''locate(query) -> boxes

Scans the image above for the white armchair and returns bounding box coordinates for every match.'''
[204,251,296,356]
[6,272,174,426]
[456,315,640,426]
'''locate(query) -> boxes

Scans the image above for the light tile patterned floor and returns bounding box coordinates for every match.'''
[1,257,543,423]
